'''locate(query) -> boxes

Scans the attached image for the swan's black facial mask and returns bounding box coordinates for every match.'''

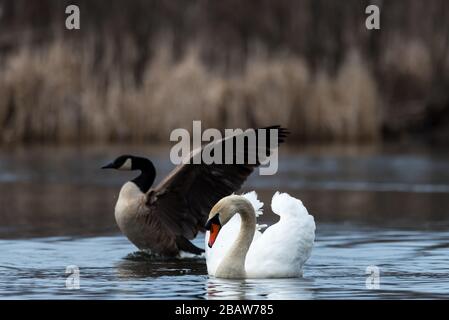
[205,214,221,248]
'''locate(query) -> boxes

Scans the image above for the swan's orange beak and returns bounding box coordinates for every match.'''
[208,223,221,248]
[205,214,221,248]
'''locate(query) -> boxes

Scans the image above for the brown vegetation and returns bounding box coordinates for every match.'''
[0,0,448,145]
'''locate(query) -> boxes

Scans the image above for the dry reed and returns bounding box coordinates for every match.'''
[0,37,403,145]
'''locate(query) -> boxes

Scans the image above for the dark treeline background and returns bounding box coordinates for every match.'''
[0,0,448,145]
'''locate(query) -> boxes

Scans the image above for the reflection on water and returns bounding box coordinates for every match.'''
[1,229,449,299]
[206,277,315,300]
[0,144,449,299]
[117,253,207,278]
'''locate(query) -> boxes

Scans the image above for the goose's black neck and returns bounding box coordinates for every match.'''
[131,157,156,193]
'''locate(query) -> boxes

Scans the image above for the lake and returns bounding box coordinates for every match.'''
[0,144,449,299]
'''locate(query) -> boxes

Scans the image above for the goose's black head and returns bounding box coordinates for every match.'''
[102,155,156,193]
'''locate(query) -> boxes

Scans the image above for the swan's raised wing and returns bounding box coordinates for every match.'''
[245,192,315,278]
[146,126,289,242]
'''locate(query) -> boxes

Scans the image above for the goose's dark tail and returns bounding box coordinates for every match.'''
[176,236,205,256]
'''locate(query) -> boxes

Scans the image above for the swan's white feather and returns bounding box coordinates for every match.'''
[242,191,264,217]
[205,191,315,278]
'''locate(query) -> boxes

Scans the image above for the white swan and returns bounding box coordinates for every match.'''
[204,191,315,279]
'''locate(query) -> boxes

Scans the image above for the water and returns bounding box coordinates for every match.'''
[1,227,449,299]
[1,144,449,299]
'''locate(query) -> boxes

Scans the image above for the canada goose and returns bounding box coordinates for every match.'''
[205,191,315,279]
[102,126,289,257]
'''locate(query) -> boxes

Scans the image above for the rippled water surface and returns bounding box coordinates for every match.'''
[1,145,449,299]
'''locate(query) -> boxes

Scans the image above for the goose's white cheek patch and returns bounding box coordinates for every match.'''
[119,158,132,170]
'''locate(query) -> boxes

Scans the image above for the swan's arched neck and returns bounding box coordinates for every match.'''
[215,202,256,279]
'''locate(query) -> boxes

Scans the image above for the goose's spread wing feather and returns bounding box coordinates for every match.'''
[145,126,289,241]
[145,164,253,240]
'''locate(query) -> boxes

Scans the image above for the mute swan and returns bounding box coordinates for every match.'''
[205,192,315,278]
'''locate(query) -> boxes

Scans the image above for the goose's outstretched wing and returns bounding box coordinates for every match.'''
[145,126,289,241]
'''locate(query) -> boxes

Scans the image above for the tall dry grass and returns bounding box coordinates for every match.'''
[0,38,382,144]
[1,0,448,144]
